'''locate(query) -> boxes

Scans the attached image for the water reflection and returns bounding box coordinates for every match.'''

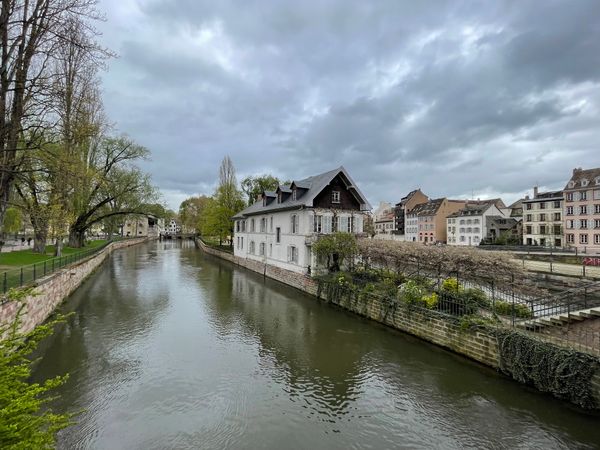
[30,240,600,450]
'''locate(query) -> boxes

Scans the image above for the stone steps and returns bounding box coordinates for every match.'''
[519,306,600,329]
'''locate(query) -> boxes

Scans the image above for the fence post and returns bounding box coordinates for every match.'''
[583,264,586,277]
[491,280,495,312]
[20,268,23,286]
[584,287,588,309]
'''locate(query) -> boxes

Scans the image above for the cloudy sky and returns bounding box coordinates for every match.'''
[96,0,600,210]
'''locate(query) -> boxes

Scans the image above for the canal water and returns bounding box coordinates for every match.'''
[32,241,600,449]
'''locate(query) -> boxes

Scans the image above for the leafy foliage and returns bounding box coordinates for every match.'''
[0,299,72,448]
[240,175,282,206]
[312,232,358,272]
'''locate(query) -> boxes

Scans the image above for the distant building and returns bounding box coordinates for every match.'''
[522,187,564,247]
[446,199,507,246]
[374,211,395,234]
[407,198,466,244]
[393,189,428,239]
[123,215,164,238]
[233,167,371,274]
[165,219,181,235]
[563,167,600,252]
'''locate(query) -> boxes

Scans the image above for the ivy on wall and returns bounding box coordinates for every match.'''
[497,330,600,410]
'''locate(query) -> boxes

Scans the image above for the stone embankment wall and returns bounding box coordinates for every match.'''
[198,239,600,409]
[197,240,498,367]
[0,238,149,334]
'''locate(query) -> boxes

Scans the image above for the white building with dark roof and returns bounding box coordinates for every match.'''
[446,199,507,246]
[233,167,371,274]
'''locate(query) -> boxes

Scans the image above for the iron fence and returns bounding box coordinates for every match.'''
[0,239,129,299]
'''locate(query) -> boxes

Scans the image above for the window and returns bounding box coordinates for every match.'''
[596,205,600,214]
[566,234,574,244]
[553,225,561,235]
[260,218,266,232]
[554,201,561,208]
[269,243,272,256]
[582,179,589,187]
[460,227,465,233]
[540,202,546,209]
[460,219,465,225]
[290,214,298,234]
[332,191,340,203]
[240,237,243,249]
[526,203,532,210]
[554,212,561,221]
[277,192,282,203]
[250,241,255,254]
[580,234,588,244]
[474,227,480,233]
[566,192,574,202]
[292,189,297,201]
[466,227,472,233]
[348,216,355,233]
[259,242,265,256]
[313,215,322,233]
[596,177,600,186]
[276,227,281,243]
[466,219,472,225]
[526,214,532,222]
[540,225,546,235]
[566,206,574,215]
[595,234,600,245]
[251,219,255,232]
[288,245,298,263]
[473,219,480,224]
[236,237,240,249]
[580,205,588,215]
[460,236,465,242]
[270,216,273,232]
[595,219,600,229]
[236,221,240,232]
[581,191,588,201]
[332,215,338,232]
[568,181,575,188]
[567,220,574,229]
[581,219,588,229]
[539,214,546,221]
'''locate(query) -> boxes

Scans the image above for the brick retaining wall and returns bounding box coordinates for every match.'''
[198,239,600,409]
[0,238,149,334]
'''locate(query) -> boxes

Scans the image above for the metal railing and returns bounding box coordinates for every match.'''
[0,239,129,297]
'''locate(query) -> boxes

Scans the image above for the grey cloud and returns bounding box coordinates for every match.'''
[97,0,600,209]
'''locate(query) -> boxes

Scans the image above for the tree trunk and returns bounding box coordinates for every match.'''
[68,229,85,248]
[33,228,48,254]
[54,237,63,257]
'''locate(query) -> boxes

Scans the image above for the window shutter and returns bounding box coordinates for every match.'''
[287,246,291,262]
[323,216,331,234]
[355,215,363,233]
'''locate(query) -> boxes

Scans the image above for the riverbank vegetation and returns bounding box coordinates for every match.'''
[0,291,71,448]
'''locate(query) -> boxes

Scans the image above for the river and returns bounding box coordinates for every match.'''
[31,240,600,449]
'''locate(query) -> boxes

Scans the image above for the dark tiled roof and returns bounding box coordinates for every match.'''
[564,167,600,190]
[408,198,445,217]
[447,199,503,218]
[233,166,371,218]
[522,190,563,202]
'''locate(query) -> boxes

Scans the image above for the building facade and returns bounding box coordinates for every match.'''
[407,198,466,244]
[446,199,507,246]
[563,167,600,252]
[233,167,371,274]
[522,187,563,247]
[393,189,428,239]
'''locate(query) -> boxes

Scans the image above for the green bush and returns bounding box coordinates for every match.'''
[398,280,426,305]
[493,300,533,319]
[441,277,462,293]
[464,288,490,308]
[422,292,439,309]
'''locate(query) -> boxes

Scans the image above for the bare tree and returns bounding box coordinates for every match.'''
[0,0,102,228]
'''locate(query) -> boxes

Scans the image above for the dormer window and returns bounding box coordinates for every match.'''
[292,189,297,201]
[277,192,282,203]
[263,197,267,206]
[596,177,600,186]
[332,191,340,204]
[568,181,575,188]
[582,179,589,187]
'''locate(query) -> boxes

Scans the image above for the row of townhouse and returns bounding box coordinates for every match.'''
[232,167,371,275]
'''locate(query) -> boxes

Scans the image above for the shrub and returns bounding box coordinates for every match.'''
[493,301,533,319]
[464,288,490,308]
[422,292,439,309]
[441,277,462,293]
[398,280,426,305]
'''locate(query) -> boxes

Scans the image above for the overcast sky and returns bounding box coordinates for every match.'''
[97,0,600,210]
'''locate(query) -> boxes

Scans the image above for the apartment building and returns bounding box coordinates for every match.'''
[563,167,600,252]
[522,187,564,247]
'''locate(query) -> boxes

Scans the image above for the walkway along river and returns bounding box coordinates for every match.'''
[32,240,600,449]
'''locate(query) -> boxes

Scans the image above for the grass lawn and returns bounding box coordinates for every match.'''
[0,239,108,268]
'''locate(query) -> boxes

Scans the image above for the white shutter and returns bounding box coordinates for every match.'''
[339,216,347,232]
[355,215,363,233]
[323,216,331,234]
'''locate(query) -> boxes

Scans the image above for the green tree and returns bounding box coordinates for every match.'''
[0,293,71,449]
[312,232,358,273]
[179,196,210,232]
[240,174,282,206]
[200,156,244,245]
[2,207,22,238]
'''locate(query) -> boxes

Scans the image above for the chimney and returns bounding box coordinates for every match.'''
[533,186,538,198]
[573,167,582,175]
